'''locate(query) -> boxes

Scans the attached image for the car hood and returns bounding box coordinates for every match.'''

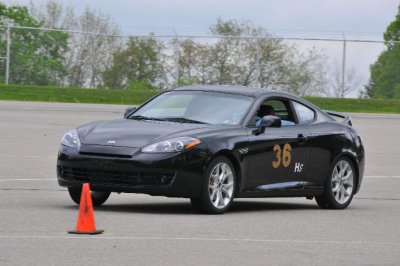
[78,119,213,148]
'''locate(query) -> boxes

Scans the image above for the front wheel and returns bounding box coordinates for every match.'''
[191,156,236,214]
[316,157,356,209]
[68,187,110,207]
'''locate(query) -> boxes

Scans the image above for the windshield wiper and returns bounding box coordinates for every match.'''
[162,117,209,124]
[128,115,165,121]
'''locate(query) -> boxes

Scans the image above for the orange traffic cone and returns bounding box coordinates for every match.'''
[68,183,103,235]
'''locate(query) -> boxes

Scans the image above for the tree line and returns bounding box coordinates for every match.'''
[1,1,398,98]
[367,5,400,99]
[0,1,328,96]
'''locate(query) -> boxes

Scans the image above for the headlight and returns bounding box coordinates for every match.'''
[141,137,201,153]
[61,129,81,149]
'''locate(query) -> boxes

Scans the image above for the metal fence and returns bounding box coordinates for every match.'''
[0,24,389,97]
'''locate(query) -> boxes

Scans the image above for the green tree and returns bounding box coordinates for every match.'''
[370,5,400,98]
[208,19,243,85]
[177,19,327,96]
[102,36,164,89]
[29,1,121,88]
[0,3,68,85]
[177,39,212,85]
[362,80,375,98]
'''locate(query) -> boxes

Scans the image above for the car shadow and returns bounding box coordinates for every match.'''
[231,200,318,213]
[62,200,318,215]
[96,202,196,215]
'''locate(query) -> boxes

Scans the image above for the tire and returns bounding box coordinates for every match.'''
[68,187,110,207]
[316,157,356,209]
[191,156,236,214]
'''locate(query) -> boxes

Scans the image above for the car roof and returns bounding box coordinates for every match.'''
[171,85,277,97]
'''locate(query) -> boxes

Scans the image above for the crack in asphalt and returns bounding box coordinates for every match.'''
[0,188,66,191]
[0,106,122,114]
[0,235,398,246]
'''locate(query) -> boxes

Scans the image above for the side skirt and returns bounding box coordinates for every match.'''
[237,188,324,198]
[237,181,324,198]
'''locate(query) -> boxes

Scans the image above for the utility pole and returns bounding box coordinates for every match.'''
[0,18,12,85]
[341,33,347,98]
[173,28,179,87]
[254,42,261,88]
[5,21,11,85]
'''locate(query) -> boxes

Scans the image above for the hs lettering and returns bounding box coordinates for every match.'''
[294,162,303,173]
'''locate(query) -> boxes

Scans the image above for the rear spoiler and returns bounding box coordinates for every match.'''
[325,111,352,126]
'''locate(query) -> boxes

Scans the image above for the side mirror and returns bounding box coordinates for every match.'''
[254,115,281,135]
[124,107,137,118]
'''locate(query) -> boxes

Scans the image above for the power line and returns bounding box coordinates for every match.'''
[0,24,395,44]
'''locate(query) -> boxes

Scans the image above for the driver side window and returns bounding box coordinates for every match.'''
[249,99,296,127]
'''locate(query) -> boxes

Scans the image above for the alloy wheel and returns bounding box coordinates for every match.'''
[331,160,354,204]
[208,162,234,209]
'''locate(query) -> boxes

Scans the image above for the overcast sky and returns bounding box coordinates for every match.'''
[3,0,400,97]
[4,0,398,36]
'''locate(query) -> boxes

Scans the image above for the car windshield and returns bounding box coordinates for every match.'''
[130,91,254,125]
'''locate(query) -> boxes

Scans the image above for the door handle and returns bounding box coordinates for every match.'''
[297,134,307,145]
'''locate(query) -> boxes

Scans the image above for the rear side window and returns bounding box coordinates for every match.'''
[293,101,315,124]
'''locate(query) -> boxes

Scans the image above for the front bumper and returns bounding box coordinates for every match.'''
[57,144,211,198]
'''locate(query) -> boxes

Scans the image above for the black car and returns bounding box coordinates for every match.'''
[57,85,365,214]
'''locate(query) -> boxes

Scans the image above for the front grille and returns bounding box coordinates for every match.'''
[79,152,132,158]
[58,166,175,187]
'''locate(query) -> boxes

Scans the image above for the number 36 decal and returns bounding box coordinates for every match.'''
[272,143,292,168]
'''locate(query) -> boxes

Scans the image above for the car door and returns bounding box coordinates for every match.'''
[244,98,311,191]
[291,100,329,189]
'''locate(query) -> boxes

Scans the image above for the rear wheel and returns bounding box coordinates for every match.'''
[191,156,236,214]
[316,157,355,209]
[68,187,110,207]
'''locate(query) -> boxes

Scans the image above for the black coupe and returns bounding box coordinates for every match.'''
[57,85,365,214]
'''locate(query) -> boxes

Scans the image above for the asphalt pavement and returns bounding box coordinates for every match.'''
[0,100,399,266]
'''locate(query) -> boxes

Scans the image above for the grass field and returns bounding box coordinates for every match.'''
[0,85,158,105]
[1,84,399,114]
[305,97,400,114]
